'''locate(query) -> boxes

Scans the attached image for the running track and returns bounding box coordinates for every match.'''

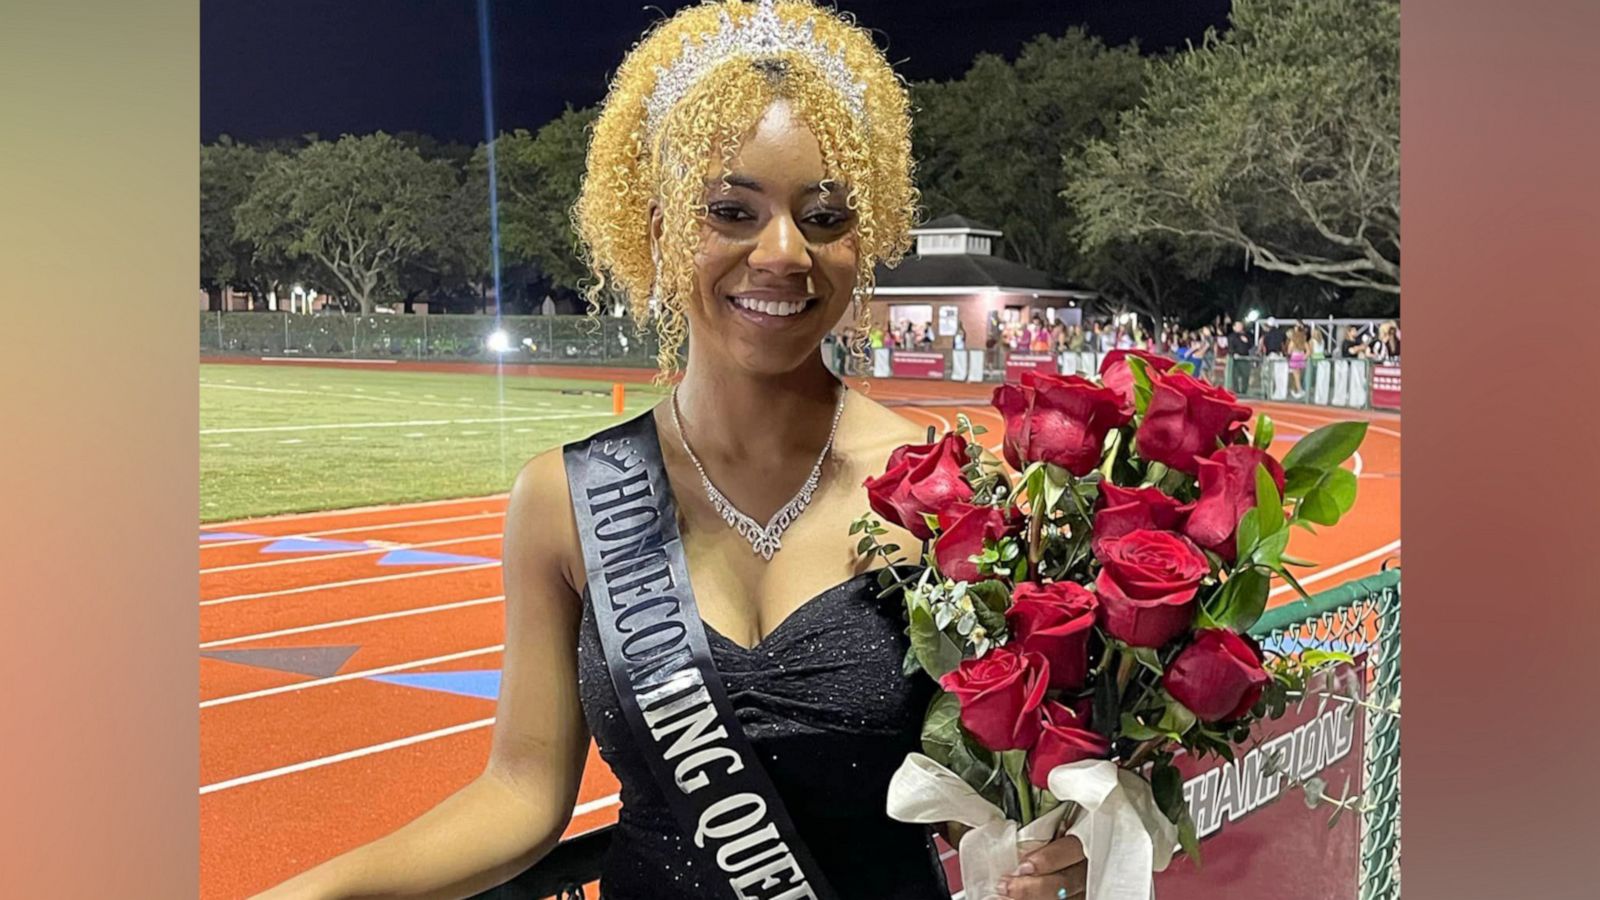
[199,380,1399,899]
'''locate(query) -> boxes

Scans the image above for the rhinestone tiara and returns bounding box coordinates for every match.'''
[643,0,869,139]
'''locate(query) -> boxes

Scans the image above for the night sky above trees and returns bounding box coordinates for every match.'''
[202,0,1230,144]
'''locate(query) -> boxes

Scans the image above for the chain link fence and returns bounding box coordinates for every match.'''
[1255,568,1402,900]
[199,311,662,367]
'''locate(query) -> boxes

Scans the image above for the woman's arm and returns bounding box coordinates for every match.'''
[251,449,592,900]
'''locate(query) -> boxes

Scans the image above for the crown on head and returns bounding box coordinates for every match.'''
[644,0,869,139]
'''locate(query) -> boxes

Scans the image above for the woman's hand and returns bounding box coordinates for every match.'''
[989,833,1087,900]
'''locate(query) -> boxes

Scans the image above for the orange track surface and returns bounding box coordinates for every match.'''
[200,376,1399,899]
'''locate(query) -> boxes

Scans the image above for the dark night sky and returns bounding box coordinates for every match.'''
[202,0,1231,145]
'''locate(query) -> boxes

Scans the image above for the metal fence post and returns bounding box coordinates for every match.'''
[1360,580,1402,900]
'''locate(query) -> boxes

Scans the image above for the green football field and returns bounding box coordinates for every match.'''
[200,363,668,522]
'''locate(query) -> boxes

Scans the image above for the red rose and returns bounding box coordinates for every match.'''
[863,434,975,540]
[1092,483,1192,558]
[1005,581,1098,691]
[1164,629,1271,722]
[992,371,1131,476]
[1094,529,1209,648]
[1028,701,1112,789]
[1184,446,1287,562]
[1134,372,1253,475]
[933,502,1013,584]
[1099,349,1177,415]
[939,646,1051,751]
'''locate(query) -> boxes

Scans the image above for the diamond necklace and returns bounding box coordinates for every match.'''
[670,383,847,561]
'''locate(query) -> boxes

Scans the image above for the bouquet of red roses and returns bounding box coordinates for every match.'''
[854,352,1366,899]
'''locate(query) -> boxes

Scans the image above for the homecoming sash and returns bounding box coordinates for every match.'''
[565,413,840,900]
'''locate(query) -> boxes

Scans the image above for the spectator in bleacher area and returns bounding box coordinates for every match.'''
[1310,327,1327,360]
[1370,321,1401,362]
[1262,322,1288,357]
[953,322,967,350]
[1339,325,1366,359]
[1050,320,1068,353]
[918,322,934,350]
[1067,325,1086,352]
[1228,320,1255,394]
[868,323,885,350]
[1287,327,1310,399]
[1194,327,1216,383]
[1026,315,1047,352]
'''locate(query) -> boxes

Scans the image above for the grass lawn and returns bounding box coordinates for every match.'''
[200,363,668,522]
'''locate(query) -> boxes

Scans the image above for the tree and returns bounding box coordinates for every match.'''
[489,105,597,294]
[201,137,275,303]
[1070,0,1400,294]
[911,29,1146,278]
[234,133,461,314]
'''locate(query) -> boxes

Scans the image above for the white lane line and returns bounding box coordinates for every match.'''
[199,595,504,649]
[1264,406,1402,439]
[200,411,609,435]
[1269,540,1401,599]
[200,511,504,550]
[200,533,501,574]
[278,439,304,445]
[573,793,621,817]
[199,717,497,795]
[203,493,510,528]
[255,357,395,365]
[200,564,500,607]
[200,644,504,709]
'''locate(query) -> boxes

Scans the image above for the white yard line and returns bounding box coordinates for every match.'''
[200,411,610,436]
[199,595,504,649]
[200,561,499,607]
[200,644,504,709]
[201,381,545,415]
[199,533,501,574]
[199,717,497,795]
[199,511,503,550]
[1269,540,1401,598]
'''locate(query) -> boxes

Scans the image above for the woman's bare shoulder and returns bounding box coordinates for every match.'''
[505,446,585,596]
[840,388,931,462]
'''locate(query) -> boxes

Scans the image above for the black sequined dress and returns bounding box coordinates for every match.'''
[576,571,950,899]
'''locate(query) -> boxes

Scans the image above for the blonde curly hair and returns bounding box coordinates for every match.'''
[572,0,919,380]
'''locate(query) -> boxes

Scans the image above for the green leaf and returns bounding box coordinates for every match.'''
[1281,421,1368,473]
[1302,649,1356,669]
[1131,646,1164,676]
[1250,529,1290,569]
[849,519,865,535]
[1274,564,1313,602]
[921,512,943,534]
[1235,508,1261,562]
[1298,488,1342,526]
[967,580,1010,613]
[1158,696,1197,737]
[1323,467,1359,513]
[856,535,874,555]
[1252,413,1275,450]
[1255,464,1284,537]
[919,692,963,767]
[1282,465,1322,499]
[909,605,965,680]
[1279,553,1317,568]
[1151,761,1185,825]
[1172,361,1196,376]
[1126,355,1155,417]
[1177,806,1202,866]
[1212,567,1271,631]
[1120,713,1163,741]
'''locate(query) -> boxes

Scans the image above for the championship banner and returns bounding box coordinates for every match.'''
[1004,353,1058,382]
[890,351,946,379]
[1371,364,1402,410]
[928,661,1366,899]
[1157,660,1366,900]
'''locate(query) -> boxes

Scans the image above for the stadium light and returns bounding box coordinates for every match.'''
[1245,309,1261,323]
[487,329,512,353]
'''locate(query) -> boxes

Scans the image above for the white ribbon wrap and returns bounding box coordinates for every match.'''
[885,754,1179,900]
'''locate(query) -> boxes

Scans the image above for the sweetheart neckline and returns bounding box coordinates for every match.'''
[581,569,881,654]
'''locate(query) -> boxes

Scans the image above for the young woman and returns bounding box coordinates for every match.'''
[1287,328,1309,399]
[252,3,1085,899]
